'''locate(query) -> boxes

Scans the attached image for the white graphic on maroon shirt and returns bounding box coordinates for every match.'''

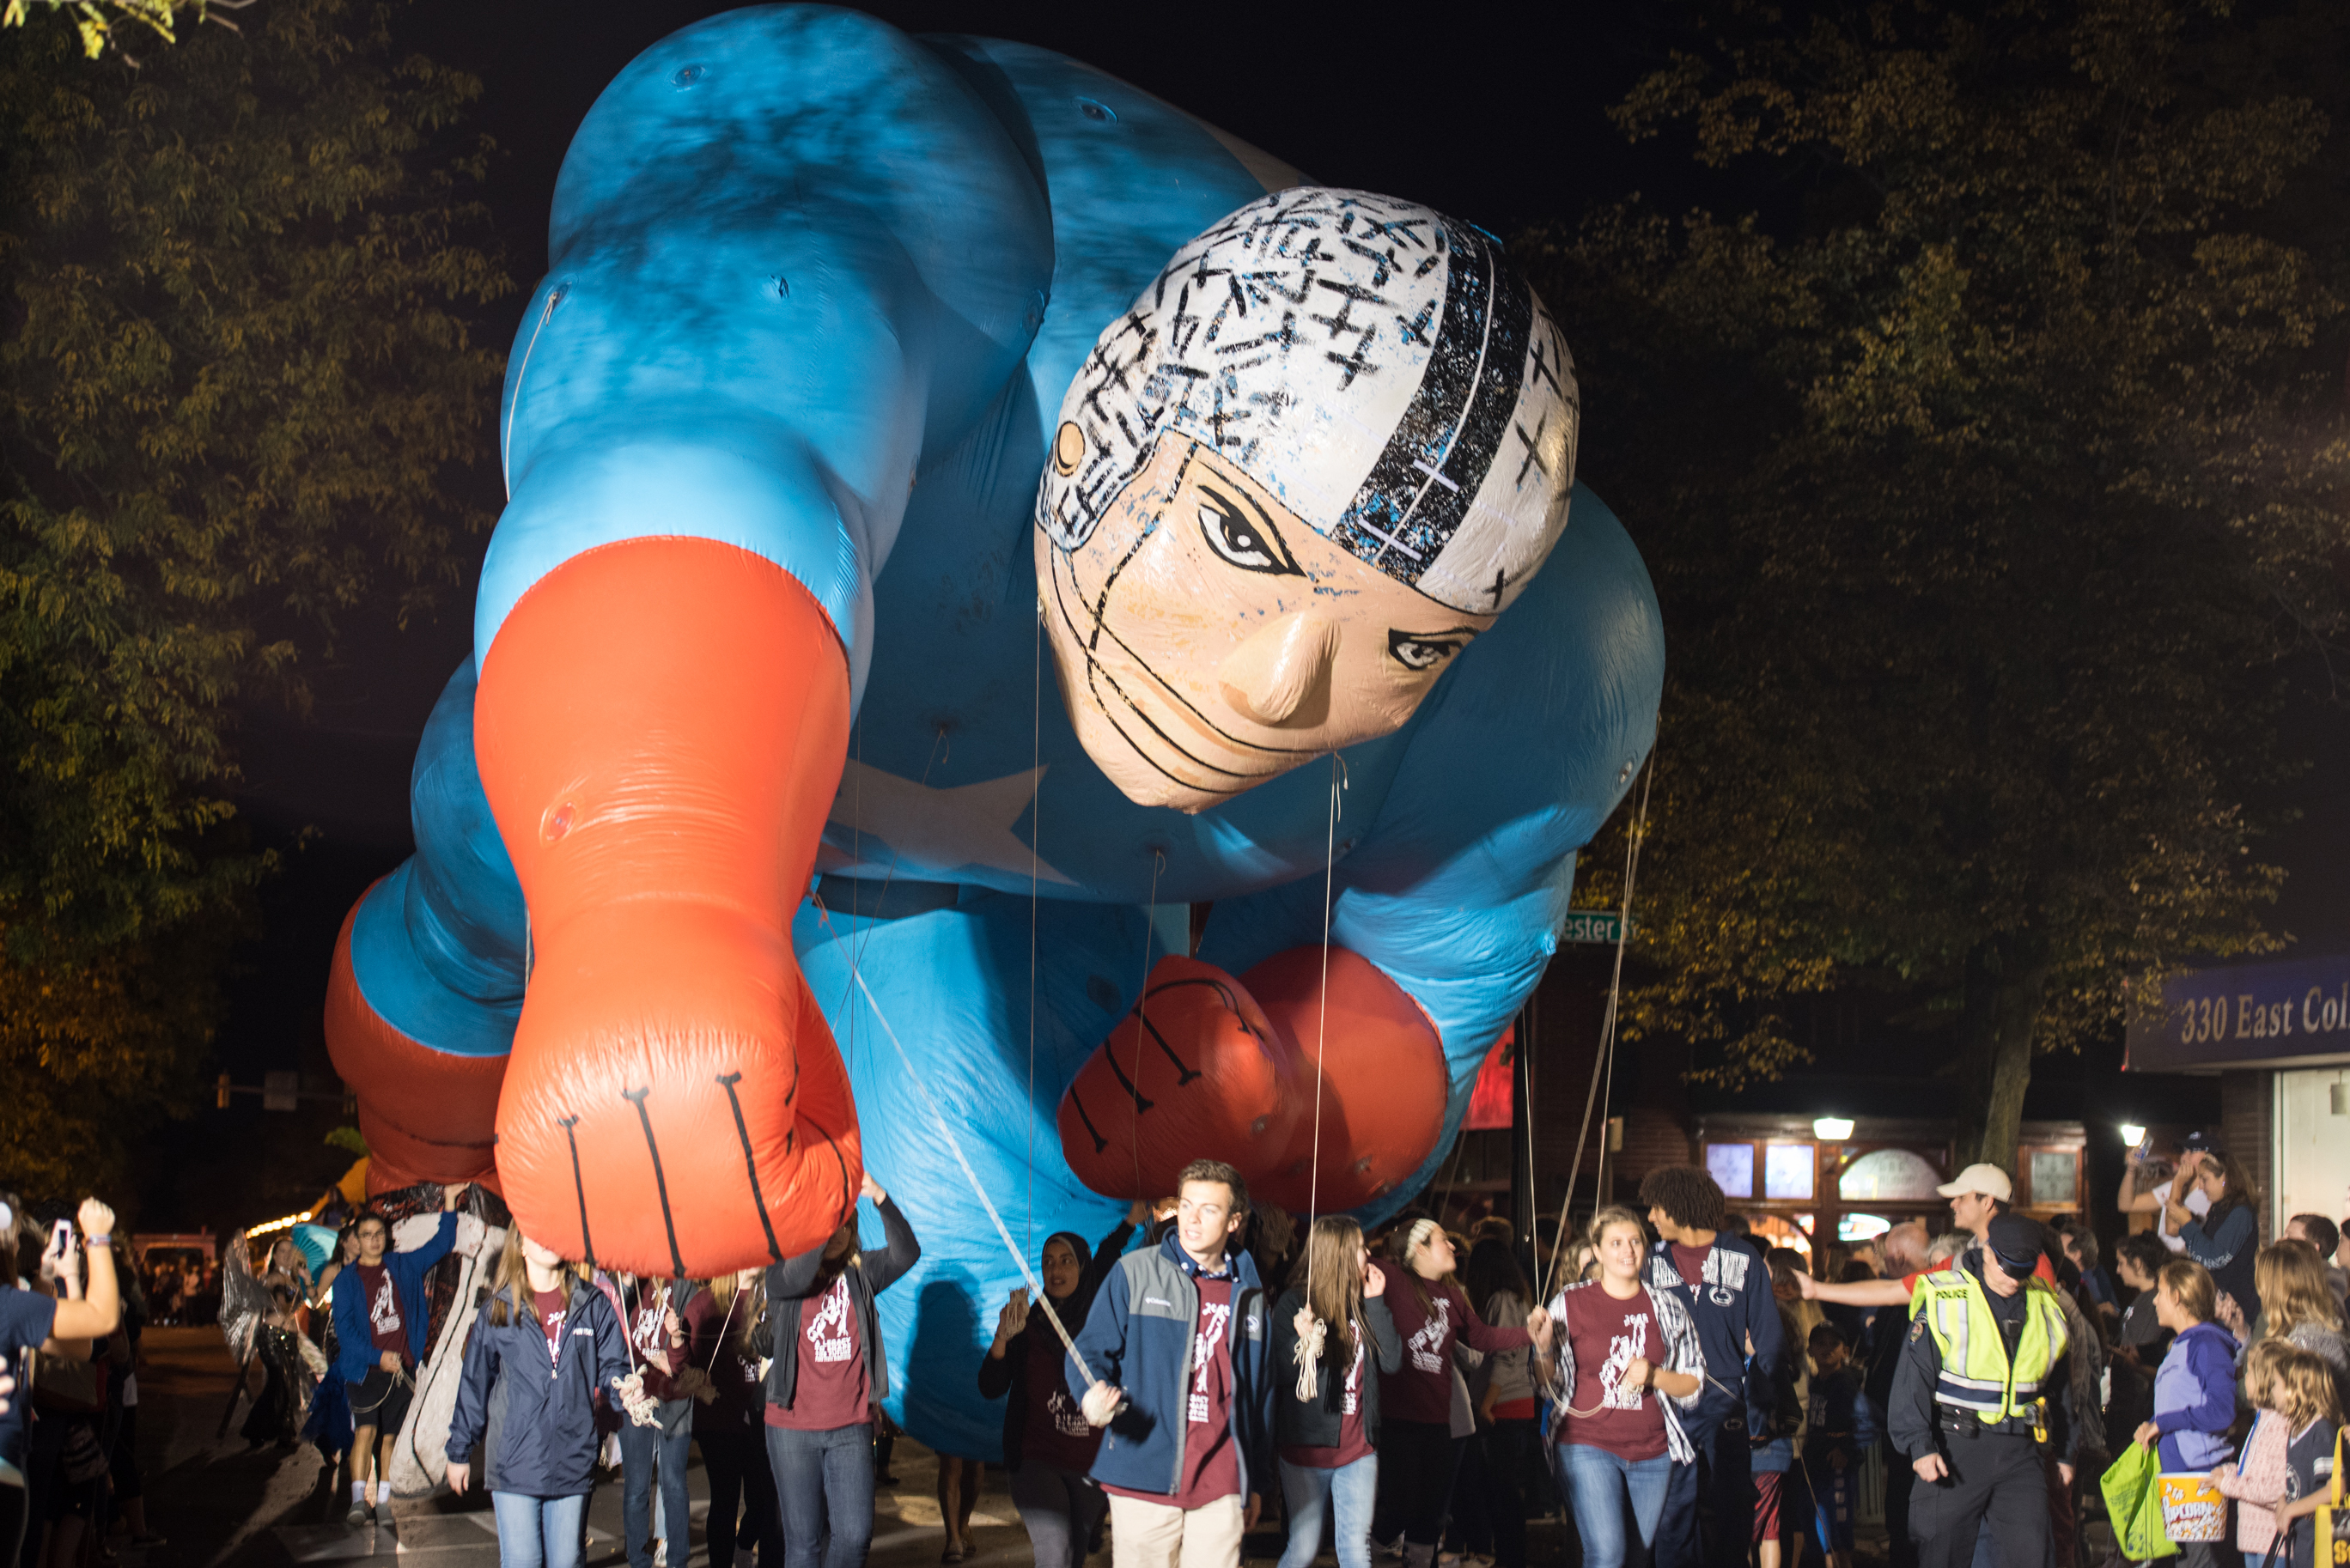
[1598,1314,1651,1409]
[369,1273,402,1339]
[807,1277,855,1364]
[1188,1300,1233,1424]
[542,1306,567,1375]
[1048,1387,1090,1437]
[1342,1334,1366,1415]
[1407,1298,1453,1374]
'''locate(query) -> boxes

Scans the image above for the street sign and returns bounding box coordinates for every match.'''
[1558,911,1629,945]
[262,1071,300,1113]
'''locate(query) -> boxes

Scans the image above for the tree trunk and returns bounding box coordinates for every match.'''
[1954,935,2049,1178]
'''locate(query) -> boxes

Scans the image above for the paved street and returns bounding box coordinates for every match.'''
[124,1328,1087,1567]
[124,1327,1918,1568]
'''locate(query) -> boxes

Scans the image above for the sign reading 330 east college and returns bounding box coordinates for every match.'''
[2126,952,2350,1072]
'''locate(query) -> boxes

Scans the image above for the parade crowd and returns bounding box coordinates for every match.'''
[2,1138,2346,1568]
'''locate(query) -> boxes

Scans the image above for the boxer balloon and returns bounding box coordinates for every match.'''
[324,7,1662,1460]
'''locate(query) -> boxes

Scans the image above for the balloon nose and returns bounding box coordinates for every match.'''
[1217,613,1337,726]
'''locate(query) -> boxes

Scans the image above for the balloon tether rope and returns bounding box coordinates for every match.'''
[812,897,1104,1395]
[1538,758,1653,1315]
[1294,751,1346,1400]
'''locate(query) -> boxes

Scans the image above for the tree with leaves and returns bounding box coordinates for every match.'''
[0,0,509,1200]
[1531,0,2350,1171]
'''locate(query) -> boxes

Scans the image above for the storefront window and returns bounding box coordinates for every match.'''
[1839,1147,1944,1201]
[1707,1141,1756,1199]
[2028,1150,2079,1206]
[1764,1143,1816,1200]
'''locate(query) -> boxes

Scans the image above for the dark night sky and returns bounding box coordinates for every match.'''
[173,0,2350,1227]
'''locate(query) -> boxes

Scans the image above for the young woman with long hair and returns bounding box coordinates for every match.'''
[2168,1151,2262,1324]
[1373,1218,1553,1568]
[2133,1259,2240,1568]
[757,1170,920,1568]
[1270,1218,1401,1568]
[688,1269,782,1568]
[978,1205,1144,1568]
[1543,1206,1705,1568]
[445,1229,633,1568]
[2250,1241,2349,1388]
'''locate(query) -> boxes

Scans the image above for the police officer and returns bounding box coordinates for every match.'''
[1889,1213,2082,1568]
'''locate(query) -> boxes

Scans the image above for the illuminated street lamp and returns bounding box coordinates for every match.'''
[1812,1116,1854,1140]
[2119,1122,2146,1147]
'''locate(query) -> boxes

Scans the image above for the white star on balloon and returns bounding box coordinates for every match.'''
[819,760,1075,885]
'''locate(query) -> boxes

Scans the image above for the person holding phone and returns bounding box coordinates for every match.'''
[2,1197,121,1568]
[980,1203,1145,1568]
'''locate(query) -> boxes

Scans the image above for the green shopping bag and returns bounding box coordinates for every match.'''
[2101,1441,2181,1561]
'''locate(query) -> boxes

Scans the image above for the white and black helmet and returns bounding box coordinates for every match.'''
[1038,187,1580,616]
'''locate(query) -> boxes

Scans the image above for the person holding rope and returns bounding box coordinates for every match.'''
[756,1169,919,1568]
[1072,1159,1273,1568]
[1373,1216,1554,1568]
[1269,1217,1401,1568]
[688,1269,783,1568]
[979,1204,1147,1568]
[332,1184,465,1528]
[618,1274,704,1568]
[1543,1205,1706,1568]
[443,1228,636,1568]
[1635,1165,1783,1568]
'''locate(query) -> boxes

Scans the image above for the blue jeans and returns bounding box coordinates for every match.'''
[1277,1454,1379,1568]
[766,1421,877,1568]
[1556,1443,1674,1568]
[619,1419,691,1568]
[492,1492,589,1568]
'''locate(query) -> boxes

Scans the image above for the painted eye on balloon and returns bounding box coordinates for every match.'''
[1197,485,1300,575]
[1388,629,1470,672]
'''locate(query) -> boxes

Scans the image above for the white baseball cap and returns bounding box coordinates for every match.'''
[1935,1163,2013,1203]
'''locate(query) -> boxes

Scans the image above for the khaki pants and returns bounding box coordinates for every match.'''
[1107,1491,1245,1568]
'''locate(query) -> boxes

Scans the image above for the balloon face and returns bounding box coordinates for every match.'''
[1034,187,1580,811]
[1039,434,1495,811]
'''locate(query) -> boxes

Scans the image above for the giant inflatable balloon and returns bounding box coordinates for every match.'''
[323,5,1663,1458]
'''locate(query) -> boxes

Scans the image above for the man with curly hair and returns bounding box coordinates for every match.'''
[1638,1164,1786,1568]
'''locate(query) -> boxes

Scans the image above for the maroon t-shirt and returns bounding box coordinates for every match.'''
[1374,1261,1531,1425]
[1280,1321,1373,1469]
[1019,1317,1101,1472]
[685,1289,763,1433]
[534,1289,568,1370]
[356,1263,406,1365]
[1105,1274,1240,1508]
[766,1275,868,1432]
[1668,1243,1713,1294]
[1556,1284,1668,1462]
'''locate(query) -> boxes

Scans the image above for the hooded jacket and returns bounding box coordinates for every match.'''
[332,1212,456,1385]
[977,1220,1134,1472]
[446,1278,632,1498]
[2152,1320,2239,1472]
[753,1195,919,1417]
[1068,1229,1271,1501]
[1644,1234,1783,1435]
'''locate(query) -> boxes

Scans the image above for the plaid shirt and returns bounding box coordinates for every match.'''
[1541,1279,1708,1464]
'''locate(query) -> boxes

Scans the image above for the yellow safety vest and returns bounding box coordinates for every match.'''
[1909,1267,2070,1425]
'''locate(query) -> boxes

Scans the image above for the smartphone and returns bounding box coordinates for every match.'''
[48,1218,72,1255]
